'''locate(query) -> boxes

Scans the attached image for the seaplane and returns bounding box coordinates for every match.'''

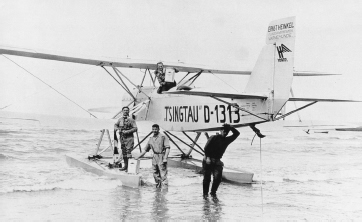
[0,17,357,188]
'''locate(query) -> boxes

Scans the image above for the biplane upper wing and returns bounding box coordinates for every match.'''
[0,45,338,76]
[288,97,360,102]
[0,45,250,73]
[164,90,267,100]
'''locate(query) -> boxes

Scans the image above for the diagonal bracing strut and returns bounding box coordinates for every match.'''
[182,132,204,155]
[274,101,317,121]
[165,131,204,156]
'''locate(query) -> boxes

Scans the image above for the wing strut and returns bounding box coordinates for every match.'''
[274,101,317,121]
[147,68,156,86]
[176,71,203,89]
[182,132,204,154]
[164,131,204,156]
[111,67,133,95]
[163,131,187,156]
[290,87,302,122]
[210,96,269,121]
[112,66,151,100]
[101,66,137,101]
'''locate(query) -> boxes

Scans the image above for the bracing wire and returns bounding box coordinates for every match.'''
[1,65,93,110]
[211,72,239,92]
[2,55,98,118]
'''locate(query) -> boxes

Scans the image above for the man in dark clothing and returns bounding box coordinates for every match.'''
[154,62,177,94]
[202,124,240,198]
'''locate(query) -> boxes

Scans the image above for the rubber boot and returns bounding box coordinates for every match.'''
[119,157,128,171]
[210,181,221,196]
[203,182,210,197]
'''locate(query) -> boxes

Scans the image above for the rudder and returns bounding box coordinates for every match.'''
[245,17,296,119]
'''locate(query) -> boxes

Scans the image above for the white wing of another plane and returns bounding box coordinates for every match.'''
[0,45,338,76]
[288,97,359,102]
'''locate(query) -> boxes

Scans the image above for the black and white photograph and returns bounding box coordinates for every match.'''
[1,0,362,220]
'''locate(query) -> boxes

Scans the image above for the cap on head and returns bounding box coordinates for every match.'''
[222,124,231,135]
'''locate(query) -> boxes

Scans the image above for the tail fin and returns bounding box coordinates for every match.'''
[244,17,296,118]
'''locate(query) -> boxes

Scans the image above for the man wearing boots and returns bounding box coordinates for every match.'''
[135,124,170,188]
[202,124,240,198]
[114,106,137,171]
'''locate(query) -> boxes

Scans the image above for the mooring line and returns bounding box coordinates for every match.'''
[259,137,264,214]
[2,55,97,118]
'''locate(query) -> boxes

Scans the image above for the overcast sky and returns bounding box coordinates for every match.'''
[1,0,362,123]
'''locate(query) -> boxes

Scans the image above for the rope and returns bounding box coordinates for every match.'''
[251,133,264,213]
[259,137,264,213]
[2,55,97,118]
[1,66,93,110]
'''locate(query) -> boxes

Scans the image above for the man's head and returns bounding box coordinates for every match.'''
[152,124,160,136]
[122,106,130,117]
[157,62,164,70]
[220,124,231,137]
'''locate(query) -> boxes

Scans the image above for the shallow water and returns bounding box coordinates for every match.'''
[1,112,362,220]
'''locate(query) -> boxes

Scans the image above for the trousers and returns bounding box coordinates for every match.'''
[113,130,134,158]
[152,154,168,186]
[202,159,223,195]
[157,81,176,94]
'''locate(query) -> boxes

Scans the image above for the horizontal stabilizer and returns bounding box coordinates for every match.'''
[164,90,267,100]
[288,97,360,102]
[292,71,341,76]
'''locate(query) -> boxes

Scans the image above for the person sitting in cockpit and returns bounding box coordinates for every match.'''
[155,62,177,94]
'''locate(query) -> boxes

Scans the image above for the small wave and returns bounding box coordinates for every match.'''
[170,176,203,186]
[294,136,320,141]
[328,137,340,140]
[0,153,9,159]
[253,175,284,183]
[282,173,329,182]
[1,177,123,194]
[283,178,304,182]
[53,148,68,153]
[0,130,10,134]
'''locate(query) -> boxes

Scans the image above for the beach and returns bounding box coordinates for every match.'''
[1,111,362,220]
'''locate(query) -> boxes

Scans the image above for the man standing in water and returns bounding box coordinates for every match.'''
[135,124,170,188]
[114,106,137,171]
[202,124,240,198]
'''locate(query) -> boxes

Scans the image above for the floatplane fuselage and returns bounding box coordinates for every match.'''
[127,87,271,132]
